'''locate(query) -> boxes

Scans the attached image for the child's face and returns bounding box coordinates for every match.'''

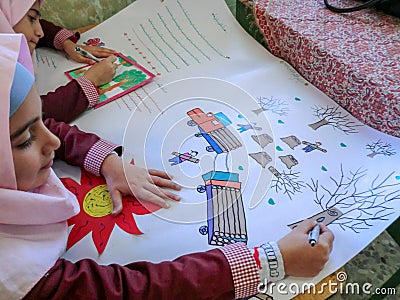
[9,85,60,191]
[12,1,43,54]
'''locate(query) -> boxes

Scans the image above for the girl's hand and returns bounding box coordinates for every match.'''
[84,55,118,86]
[100,154,182,216]
[63,39,116,64]
[277,219,334,277]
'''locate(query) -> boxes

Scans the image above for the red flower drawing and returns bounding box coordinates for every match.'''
[84,38,105,47]
[61,169,160,254]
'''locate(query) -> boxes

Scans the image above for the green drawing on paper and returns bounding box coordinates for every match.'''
[65,53,154,108]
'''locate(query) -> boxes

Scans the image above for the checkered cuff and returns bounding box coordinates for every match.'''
[83,139,119,176]
[54,28,77,50]
[219,242,260,299]
[75,76,99,108]
[253,242,285,284]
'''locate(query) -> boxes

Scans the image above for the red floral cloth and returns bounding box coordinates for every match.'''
[243,0,400,137]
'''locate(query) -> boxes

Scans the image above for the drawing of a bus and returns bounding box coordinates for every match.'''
[187,108,242,154]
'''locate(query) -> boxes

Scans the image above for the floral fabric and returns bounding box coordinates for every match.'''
[242,0,400,137]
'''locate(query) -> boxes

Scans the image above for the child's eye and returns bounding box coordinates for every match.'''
[17,134,36,149]
[28,15,37,23]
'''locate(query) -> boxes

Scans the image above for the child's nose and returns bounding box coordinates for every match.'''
[42,128,60,155]
[35,23,44,39]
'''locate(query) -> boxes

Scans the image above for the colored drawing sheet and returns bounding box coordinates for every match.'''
[64,53,155,108]
[35,0,400,299]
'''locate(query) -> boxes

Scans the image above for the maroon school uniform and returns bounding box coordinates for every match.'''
[24,249,235,300]
[44,118,119,176]
[38,20,98,123]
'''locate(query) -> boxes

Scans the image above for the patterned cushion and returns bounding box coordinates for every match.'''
[240,0,400,137]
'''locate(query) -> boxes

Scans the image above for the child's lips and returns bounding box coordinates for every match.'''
[42,159,54,170]
[29,40,38,47]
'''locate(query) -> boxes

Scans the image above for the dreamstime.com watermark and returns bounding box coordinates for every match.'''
[257,271,398,296]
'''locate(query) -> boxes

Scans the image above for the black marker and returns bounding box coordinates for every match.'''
[308,224,320,247]
[75,46,101,62]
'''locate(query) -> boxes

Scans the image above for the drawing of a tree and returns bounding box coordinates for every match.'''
[253,96,289,116]
[366,140,396,158]
[269,166,305,200]
[99,69,147,94]
[308,105,361,134]
[299,166,400,233]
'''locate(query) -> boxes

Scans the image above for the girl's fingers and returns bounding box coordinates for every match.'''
[293,219,317,233]
[150,175,181,191]
[108,189,123,216]
[79,57,96,64]
[104,55,117,63]
[138,189,170,209]
[148,169,173,179]
[160,189,181,202]
[145,182,181,201]
[85,46,116,57]
[319,224,335,252]
[144,181,174,200]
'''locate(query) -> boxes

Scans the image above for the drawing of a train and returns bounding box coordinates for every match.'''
[187,108,242,154]
[200,170,248,246]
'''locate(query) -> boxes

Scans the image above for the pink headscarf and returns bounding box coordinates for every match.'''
[0,0,44,32]
[0,33,78,299]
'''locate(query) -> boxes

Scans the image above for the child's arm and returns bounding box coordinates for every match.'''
[24,220,333,299]
[41,56,117,123]
[38,19,116,64]
[44,118,181,212]
[25,246,241,299]
[37,19,71,50]
[37,19,117,123]
[43,118,118,173]
[41,77,96,123]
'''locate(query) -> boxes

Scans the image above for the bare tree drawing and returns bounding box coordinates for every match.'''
[306,166,400,233]
[366,140,397,158]
[252,96,289,116]
[268,166,305,200]
[308,105,362,134]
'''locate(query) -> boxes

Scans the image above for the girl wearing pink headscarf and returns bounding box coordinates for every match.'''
[0,1,185,217]
[0,0,118,123]
[1,34,334,300]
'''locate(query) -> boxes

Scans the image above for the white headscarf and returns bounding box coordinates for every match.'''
[0,33,79,300]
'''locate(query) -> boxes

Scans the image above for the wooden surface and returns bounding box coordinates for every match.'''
[75,23,98,34]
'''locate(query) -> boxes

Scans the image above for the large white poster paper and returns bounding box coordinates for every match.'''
[35,0,400,299]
